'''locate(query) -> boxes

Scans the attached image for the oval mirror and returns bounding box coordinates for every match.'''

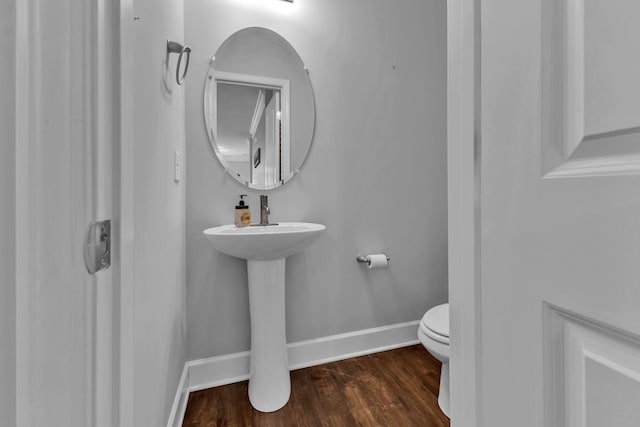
[204,27,316,190]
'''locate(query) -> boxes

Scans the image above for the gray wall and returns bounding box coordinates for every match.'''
[132,0,187,425]
[0,1,16,425]
[185,0,448,359]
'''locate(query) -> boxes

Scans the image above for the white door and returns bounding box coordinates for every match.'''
[15,1,116,426]
[476,1,640,426]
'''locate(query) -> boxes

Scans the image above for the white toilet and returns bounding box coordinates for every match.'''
[417,303,450,418]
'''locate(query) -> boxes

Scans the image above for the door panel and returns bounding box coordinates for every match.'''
[542,0,640,177]
[481,0,640,426]
[544,305,640,427]
[583,0,640,135]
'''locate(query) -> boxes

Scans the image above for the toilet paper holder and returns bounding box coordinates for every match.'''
[356,254,390,264]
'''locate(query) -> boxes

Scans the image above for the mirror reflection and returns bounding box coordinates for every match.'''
[204,27,316,190]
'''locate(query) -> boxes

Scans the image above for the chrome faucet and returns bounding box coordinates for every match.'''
[258,195,277,226]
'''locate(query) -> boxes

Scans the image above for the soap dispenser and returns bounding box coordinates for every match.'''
[234,195,251,227]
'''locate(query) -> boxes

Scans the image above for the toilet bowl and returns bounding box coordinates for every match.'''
[417,303,450,418]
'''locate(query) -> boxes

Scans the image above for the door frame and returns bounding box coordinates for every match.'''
[14,1,135,426]
[15,0,100,425]
[204,70,291,189]
[13,0,482,425]
[447,0,482,426]
[115,0,136,426]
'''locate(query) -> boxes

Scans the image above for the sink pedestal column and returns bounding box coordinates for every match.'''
[246,258,290,412]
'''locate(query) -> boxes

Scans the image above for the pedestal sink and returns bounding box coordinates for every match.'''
[203,222,325,412]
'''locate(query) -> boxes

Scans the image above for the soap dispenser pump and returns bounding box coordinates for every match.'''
[234,195,251,227]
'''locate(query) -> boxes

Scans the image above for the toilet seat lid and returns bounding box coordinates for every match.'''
[421,303,449,338]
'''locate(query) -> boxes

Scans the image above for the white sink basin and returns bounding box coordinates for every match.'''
[203,222,325,261]
[202,221,325,412]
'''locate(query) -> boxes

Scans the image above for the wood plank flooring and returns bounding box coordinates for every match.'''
[182,345,450,427]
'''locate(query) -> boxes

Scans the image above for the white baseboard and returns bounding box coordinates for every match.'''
[287,320,420,371]
[166,320,420,425]
[188,350,251,392]
[166,364,190,427]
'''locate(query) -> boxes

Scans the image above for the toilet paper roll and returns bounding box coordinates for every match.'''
[367,254,388,269]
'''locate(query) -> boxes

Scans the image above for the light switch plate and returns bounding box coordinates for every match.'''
[174,150,181,183]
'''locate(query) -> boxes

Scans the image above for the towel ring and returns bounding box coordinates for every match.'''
[167,40,191,85]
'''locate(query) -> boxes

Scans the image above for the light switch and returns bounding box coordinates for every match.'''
[174,150,182,183]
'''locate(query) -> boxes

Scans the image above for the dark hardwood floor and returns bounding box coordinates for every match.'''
[182,345,450,427]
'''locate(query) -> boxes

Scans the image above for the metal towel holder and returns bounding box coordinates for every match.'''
[167,40,191,85]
